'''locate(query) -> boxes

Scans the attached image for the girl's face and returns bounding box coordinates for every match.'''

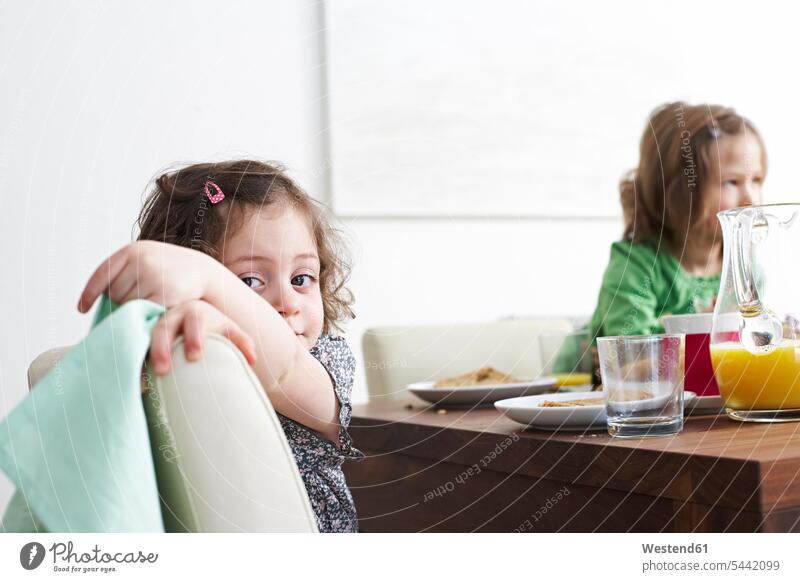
[220,204,325,349]
[699,132,765,236]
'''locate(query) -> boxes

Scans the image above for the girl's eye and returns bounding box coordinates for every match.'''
[291,274,315,288]
[241,276,265,290]
[723,179,737,187]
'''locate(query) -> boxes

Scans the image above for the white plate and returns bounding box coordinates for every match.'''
[686,394,725,415]
[495,391,606,431]
[407,377,557,406]
[607,387,696,414]
[495,391,697,431]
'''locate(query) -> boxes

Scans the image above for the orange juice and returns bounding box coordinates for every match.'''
[710,340,800,409]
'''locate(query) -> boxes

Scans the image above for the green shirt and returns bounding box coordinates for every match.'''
[588,240,721,340]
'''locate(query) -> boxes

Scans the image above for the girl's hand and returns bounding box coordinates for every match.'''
[147,299,258,379]
[77,241,227,313]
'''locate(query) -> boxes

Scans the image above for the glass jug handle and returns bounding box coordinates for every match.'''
[731,211,782,354]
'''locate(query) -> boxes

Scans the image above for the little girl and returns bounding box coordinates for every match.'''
[77,160,361,533]
[589,102,767,339]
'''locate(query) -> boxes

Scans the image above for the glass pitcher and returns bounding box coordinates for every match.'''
[711,203,800,422]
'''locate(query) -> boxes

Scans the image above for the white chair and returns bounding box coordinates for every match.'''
[361,318,574,400]
[27,334,317,533]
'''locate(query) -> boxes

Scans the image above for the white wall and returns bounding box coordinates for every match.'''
[0,0,330,516]
[341,216,622,388]
[343,216,620,328]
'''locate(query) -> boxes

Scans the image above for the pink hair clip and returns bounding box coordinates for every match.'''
[204,180,225,204]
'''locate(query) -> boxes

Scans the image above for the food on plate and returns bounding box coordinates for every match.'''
[539,397,604,408]
[621,358,659,381]
[606,387,654,402]
[553,372,593,387]
[435,366,524,388]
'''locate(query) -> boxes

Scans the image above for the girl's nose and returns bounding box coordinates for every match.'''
[739,182,757,206]
[272,285,300,318]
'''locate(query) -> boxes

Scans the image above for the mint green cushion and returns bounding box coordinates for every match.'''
[0,296,166,532]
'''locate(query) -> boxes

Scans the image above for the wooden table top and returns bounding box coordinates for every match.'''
[349,398,800,515]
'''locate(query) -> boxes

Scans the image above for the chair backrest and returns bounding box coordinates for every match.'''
[27,334,317,532]
[361,318,574,400]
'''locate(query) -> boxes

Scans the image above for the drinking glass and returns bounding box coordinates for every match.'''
[597,334,685,438]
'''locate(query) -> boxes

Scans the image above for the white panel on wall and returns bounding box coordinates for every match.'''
[326,0,800,217]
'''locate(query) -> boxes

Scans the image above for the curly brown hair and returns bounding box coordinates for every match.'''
[621,101,767,249]
[136,159,354,335]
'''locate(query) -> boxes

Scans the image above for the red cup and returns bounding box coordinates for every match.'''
[662,314,720,397]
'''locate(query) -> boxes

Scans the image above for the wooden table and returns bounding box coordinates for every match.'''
[343,399,800,532]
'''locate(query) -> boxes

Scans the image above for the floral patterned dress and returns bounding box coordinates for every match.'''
[277,335,363,532]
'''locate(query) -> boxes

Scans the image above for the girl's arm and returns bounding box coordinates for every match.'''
[78,242,341,443]
[203,266,341,442]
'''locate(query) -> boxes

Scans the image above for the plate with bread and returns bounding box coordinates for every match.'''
[407,366,557,406]
[495,391,697,431]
